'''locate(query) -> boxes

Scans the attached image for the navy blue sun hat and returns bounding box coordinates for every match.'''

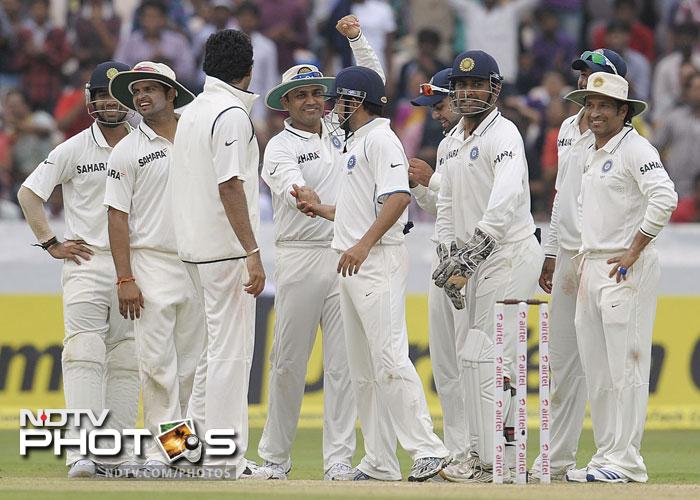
[571,48,628,78]
[332,66,387,107]
[411,68,451,107]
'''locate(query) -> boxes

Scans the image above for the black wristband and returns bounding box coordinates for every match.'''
[33,236,59,251]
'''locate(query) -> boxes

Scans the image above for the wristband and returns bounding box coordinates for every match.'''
[33,236,59,251]
[348,30,362,42]
[116,276,136,288]
[246,247,260,257]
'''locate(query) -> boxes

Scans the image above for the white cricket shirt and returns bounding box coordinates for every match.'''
[171,76,260,263]
[580,126,677,253]
[22,122,131,250]
[543,109,594,257]
[104,122,177,253]
[435,108,536,245]
[332,118,410,251]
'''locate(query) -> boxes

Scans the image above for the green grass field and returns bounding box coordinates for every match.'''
[1,428,698,499]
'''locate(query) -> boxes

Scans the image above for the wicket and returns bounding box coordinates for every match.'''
[493,299,550,484]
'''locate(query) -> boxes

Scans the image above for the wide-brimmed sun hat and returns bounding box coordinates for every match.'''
[109,61,195,111]
[265,64,335,111]
[565,72,647,117]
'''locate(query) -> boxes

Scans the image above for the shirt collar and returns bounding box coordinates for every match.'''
[203,75,259,113]
[351,117,388,138]
[90,122,132,148]
[455,107,500,139]
[600,125,634,154]
[138,121,159,142]
[283,117,324,141]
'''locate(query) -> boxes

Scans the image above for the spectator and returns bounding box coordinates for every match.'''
[14,0,71,112]
[73,0,122,67]
[53,64,93,140]
[396,29,447,100]
[0,0,22,89]
[671,172,700,222]
[449,0,539,86]
[192,0,238,90]
[114,0,196,90]
[530,7,577,83]
[604,20,651,100]
[257,0,310,72]
[393,67,431,161]
[653,72,700,197]
[542,0,583,41]
[652,22,700,124]
[406,0,456,63]
[591,0,656,62]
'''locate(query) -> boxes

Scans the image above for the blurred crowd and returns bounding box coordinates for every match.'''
[1,0,699,223]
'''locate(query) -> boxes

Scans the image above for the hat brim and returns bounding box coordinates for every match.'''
[410,94,447,107]
[564,89,648,117]
[109,71,195,111]
[265,77,335,111]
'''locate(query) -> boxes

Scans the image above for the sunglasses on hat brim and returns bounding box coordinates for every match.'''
[419,83,449,97]
[579,51,619,75]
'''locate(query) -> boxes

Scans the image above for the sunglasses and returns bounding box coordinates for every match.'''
[579,51,618,75]
[419,83,449,96]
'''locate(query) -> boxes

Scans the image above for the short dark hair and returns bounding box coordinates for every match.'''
[139,0,167,16]
[417,29,440,47]
[237,1,260,17]
[203,29,253,83]
[615,100,634,124]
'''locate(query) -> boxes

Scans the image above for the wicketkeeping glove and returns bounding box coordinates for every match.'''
[432,228,497,289]
[436,241,465,309]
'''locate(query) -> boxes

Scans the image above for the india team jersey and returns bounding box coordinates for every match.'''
[22,123,131,249]
[332,118,409,251]
[580,126,677,253]
[104,122,177,253]
[262,119,344,243]
[436,108,536,245]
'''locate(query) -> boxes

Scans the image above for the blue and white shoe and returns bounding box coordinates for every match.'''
[408,457,448,482]
[565,467,589,483]
[332,467,378,481]
[67,459,96,478]
[324,463,354,480]
[586,468,629,483]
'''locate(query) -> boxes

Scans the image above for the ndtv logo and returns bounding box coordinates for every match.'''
[19,409,237,460]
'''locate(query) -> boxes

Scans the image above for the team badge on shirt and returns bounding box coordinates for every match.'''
[331,135,342,149]
[347,155,357,171]
[470,146,479,160]
[602,159,613,173]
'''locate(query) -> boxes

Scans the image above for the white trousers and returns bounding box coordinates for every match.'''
[61,249,139,466]
[258,245,356,470]
[339,244,448,480]
[427,252,469,458]
[461,235,543,463]
[531,248,587,476]
[186,259,255,478]
[131,249,206,461]
[575,248,659,482]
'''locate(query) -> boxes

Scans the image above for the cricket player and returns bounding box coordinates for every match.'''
[408,68,469,460]
[170,29,264,480]
[432,50,544,483]
[296,66,449,482]
[17,61,140,478]
[104,62,204,466]
[529,49,628,482]
[564,73,677,483]
[257,15,384,480]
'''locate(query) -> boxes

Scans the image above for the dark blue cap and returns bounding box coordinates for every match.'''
[411,68,451,107]
[449,50,502,82]
[88,61,130,93]
[333,66,387,107]
[571,49,627,78]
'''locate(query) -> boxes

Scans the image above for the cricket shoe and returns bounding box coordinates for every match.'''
[332,467,380,481]
[438,454,479,482]
[324,463,354,480]
[109,459,142,478]
[565,467,589,483]
[408,456,448,482]
[528,467,568,483]
[466,463,514,484]
[586,468,629,483]
[262,458,291,480]
[68,459,96,478]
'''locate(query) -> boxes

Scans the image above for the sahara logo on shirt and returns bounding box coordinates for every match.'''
[493,150,514,165]
[640,161,664,174]
[138,148,168,168]
[557,137,574,147]
[107,169,126,180]
[76,163,107,174]
[297,151,321,164]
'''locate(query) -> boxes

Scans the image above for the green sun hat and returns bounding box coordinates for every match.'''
[265,64,335,111]
[109,61,195,111]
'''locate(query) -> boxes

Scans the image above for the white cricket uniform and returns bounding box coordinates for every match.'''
[104,121,205,461]
[258,119,356,470]
[575,126,677,482]
[531,109,592,476]
[334,117,448,480]
[170,76,260,478]
[435,108,543,466]
[22,123,139,466]
[411,125,469,459]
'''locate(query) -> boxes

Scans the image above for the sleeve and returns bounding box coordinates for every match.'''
[628,141,678,238]
[348,31,386,84]
[369,134,410,204]
[21,144,74,201]
[435,162,455,244]
[476,130,529,242]
[261,138,306,210]
[211,108,253,184]
[542,125,569,257]
[103,144,136,213]
[410,140,446,216]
